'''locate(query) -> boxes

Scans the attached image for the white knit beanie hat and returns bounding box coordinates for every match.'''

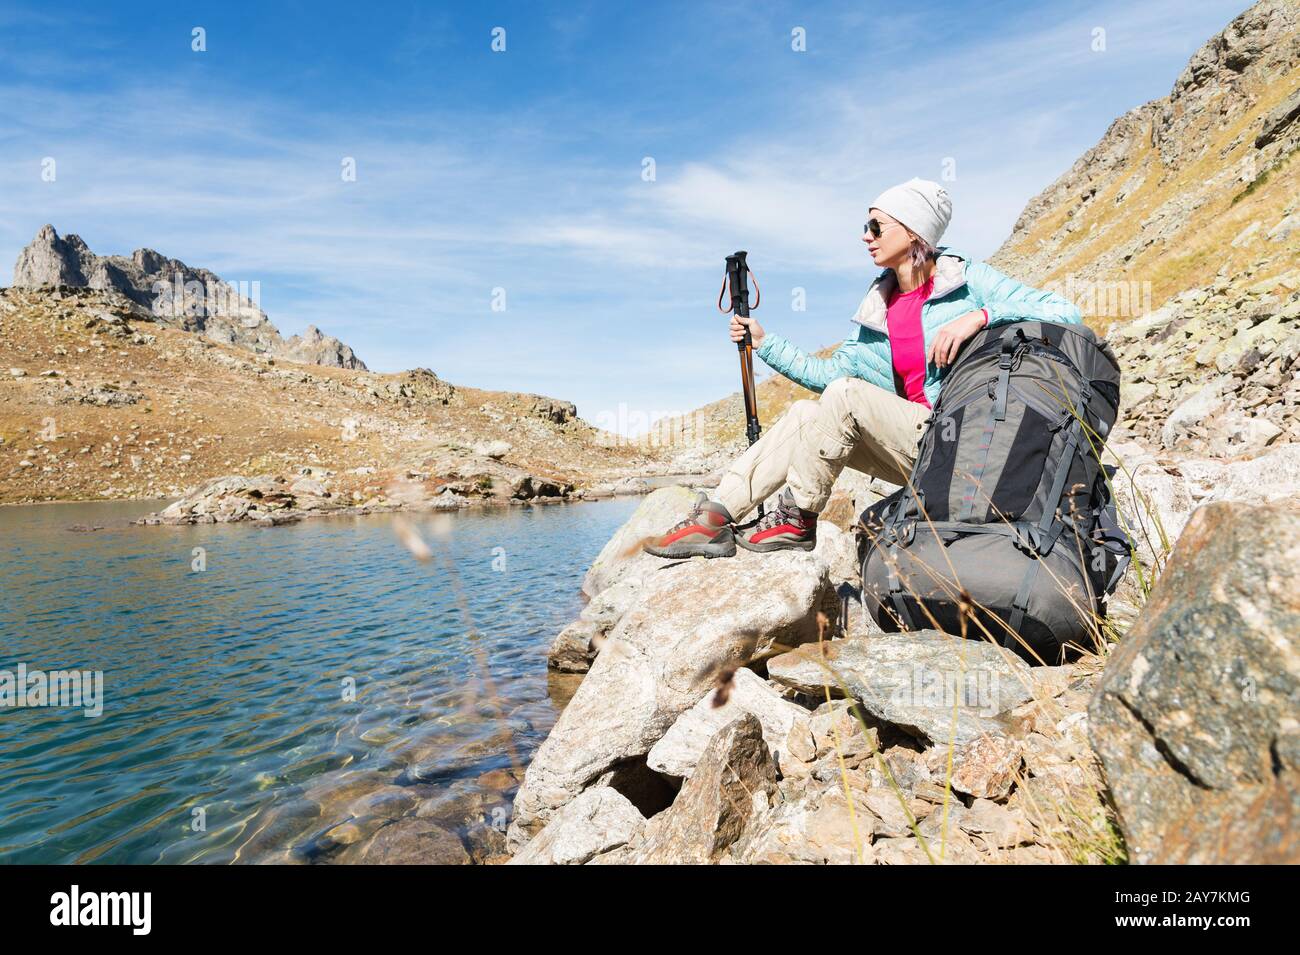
[869,177,953,247]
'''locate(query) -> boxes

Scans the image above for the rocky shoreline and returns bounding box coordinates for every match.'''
[501,438,1299,865]
[126,470,683,526]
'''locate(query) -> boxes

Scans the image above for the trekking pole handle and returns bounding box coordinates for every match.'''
[723,250,760,329]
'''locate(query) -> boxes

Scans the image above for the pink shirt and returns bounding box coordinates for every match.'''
[886,276,988,409]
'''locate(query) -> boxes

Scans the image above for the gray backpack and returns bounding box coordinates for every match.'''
[856,320,1131,663]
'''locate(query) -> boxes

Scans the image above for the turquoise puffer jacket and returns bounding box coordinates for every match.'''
[755,248,1083,408]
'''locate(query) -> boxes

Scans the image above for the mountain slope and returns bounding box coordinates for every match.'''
[988,0,1299,311]
[0,285,656,504]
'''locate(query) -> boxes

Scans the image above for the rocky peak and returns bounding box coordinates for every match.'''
[132,247,168,274]
[277,324,366,371]
[11,224,367,370]
[1153,0,1299,168]
[14,223,89,287]
[1173,0,1290,94]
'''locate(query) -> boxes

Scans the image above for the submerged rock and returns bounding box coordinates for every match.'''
[337,817,471,865]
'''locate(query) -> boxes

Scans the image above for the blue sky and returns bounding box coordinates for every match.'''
[0,0,1251,432]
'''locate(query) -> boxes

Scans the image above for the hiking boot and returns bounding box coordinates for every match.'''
[737,488,818,552]
[642,492,736,558]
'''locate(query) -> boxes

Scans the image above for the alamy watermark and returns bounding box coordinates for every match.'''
[151,272,262,324]
[888,664,1000,717]
[1041,275,1152,320]
[592,403,710,449]
[50,885,150,935]
[0,663,103,717]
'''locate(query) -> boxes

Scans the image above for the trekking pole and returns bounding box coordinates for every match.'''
[718,250,764,517]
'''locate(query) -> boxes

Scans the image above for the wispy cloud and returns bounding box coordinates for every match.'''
[0,0,1249,427]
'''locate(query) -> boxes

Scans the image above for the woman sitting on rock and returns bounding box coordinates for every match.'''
[644,176,1084,558]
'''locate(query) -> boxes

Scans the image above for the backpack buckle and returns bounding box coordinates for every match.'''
[896,519,916,547]
[1012,524,1042,555]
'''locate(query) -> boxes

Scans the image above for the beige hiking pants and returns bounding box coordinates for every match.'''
[714,376,933,520]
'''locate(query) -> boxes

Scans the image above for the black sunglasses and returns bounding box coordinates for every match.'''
[864,217,900,239]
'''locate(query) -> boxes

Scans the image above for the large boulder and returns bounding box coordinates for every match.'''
[646,666,813,779]
[1088,501,1300,863]
[159,474,299,523]
[547,576,643,673]
[1175,443,1300,509]
[814,520,861,589]
[730,782,876,865]
[766,631,1036,746]
[508,546,831,849]
[1161,375,1231,448]
[557,487,852,676]
[632,714,778,864]
[506,787,645,866]
[528,395,577,425]
[1105,441,1300,620]
[474,440,512,460]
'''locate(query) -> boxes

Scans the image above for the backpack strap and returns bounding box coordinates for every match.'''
[1033,385,1092,548]
[883,487,921,545]
[961,402,998,527]
[885,542,917,631]
[1007,559,1039,646]
[958,332,1027,521]
[993,334,1020,422]
[1089,468,1135,596]
[882,494,918,630]
[940,520,1039,551]
[1004,385,1093,647]
[1104,548,1132,593]
[859,491,919,631]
